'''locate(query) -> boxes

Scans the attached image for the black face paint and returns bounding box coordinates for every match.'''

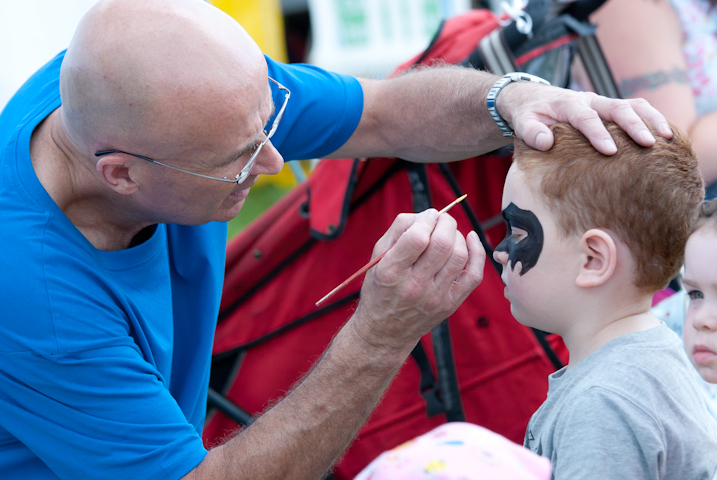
[495,202,544,276]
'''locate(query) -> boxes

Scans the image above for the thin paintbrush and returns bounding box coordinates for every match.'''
[315,194,468,307]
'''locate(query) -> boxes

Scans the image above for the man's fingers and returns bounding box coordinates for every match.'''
[451,231,486,300]
[626,97,673,139]
[558,93,623,155]
[514,91,619,154]
[412,213,457,276]
[433,228,468,288]
[373,210,437,259]
[519,117,556,152]
[591,96,654,146]
[379,209,439,271]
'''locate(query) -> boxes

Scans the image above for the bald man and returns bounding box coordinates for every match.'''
[0,0,671,479]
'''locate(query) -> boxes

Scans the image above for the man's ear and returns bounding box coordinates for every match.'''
[96,155,140,195]
[575,229,617,288]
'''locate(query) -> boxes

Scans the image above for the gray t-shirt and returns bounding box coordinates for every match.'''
[524,323,717,479]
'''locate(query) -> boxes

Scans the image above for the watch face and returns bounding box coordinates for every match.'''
[504,72,551,86]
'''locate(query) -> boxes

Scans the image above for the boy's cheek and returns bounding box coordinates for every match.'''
[504,277,542,326]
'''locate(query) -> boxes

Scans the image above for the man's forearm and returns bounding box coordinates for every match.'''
[187,319,412,480]
[329,66,507,162]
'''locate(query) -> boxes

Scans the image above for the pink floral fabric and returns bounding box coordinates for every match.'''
[353,422,551,480]
[670,0,717,117]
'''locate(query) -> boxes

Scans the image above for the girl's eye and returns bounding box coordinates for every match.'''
[688,290,704,301]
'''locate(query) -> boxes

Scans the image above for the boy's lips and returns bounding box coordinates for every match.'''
[693,345,717,364]
[500,276,509,298]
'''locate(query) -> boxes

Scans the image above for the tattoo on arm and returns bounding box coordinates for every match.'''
[618,67,690,97]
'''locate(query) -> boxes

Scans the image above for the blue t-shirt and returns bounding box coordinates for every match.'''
[0,51,362,479]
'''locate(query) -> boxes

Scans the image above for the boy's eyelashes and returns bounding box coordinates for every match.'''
[510,227,528,242]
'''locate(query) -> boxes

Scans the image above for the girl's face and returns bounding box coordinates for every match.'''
[683,228,717,384]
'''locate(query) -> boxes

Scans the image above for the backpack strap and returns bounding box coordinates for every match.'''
[476,29,518,75]
[410,343,446,418]
[565,14,621,98]
[207,387,254,427]
[432,320,466,422]
[405,162,468,422]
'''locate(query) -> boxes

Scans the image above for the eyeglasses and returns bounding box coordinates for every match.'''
[95,77,290,185]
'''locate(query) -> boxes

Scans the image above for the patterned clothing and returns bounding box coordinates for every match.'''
[354,422,551,480]
[669,0,717,117]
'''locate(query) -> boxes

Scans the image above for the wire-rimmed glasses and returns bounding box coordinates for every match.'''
[94,77,290,185]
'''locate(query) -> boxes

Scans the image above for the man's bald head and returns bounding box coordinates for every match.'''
[60,0,268,166]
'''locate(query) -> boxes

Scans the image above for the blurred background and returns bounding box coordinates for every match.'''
[0,0,491,237]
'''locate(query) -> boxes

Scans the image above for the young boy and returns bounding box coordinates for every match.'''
[495,121,717,479]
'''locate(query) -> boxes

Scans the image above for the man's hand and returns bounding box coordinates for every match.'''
[349,209,486,355]
[496,83,673,155]
[187,211,484,480]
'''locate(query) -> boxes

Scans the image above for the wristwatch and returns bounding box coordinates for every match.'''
[487,72,551,138]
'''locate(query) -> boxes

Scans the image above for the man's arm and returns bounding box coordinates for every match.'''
[327,65,672,161]
[185,211,486,480]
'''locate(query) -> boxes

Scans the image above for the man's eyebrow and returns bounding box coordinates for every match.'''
[268,100,276,122]
[218,99,278,168]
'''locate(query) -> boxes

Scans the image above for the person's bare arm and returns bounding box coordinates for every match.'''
[326,65,671,161]
[592,0,717,183]
[183,211,486,480]
[690,111,717,184]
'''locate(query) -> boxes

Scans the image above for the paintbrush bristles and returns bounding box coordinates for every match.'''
[315,195,468,307]
[437,194,467,215]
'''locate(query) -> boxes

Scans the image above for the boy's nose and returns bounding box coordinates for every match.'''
[493,250,508,266]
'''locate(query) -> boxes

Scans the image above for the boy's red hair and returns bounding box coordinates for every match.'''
[513,121,704,291]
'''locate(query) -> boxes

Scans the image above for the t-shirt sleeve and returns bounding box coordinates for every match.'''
[550,387,665,480]
[0,346,207,480]
[264,55,363,160]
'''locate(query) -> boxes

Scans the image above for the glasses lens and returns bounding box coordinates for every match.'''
[234,79,289,184]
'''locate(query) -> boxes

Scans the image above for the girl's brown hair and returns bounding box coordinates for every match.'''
[692,198,717,234]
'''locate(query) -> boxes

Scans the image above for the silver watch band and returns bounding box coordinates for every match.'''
[486,72,551,138]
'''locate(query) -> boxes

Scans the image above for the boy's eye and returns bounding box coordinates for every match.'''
[511,227,528,243]
[688,290,704,301]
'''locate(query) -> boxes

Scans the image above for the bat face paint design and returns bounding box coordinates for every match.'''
[495,202,544,276]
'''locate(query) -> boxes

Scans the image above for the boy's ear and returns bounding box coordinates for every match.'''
[96,155,140,195]
[575,229,617,288]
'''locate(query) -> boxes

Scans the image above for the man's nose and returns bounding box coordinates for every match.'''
[254,140,284,177]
